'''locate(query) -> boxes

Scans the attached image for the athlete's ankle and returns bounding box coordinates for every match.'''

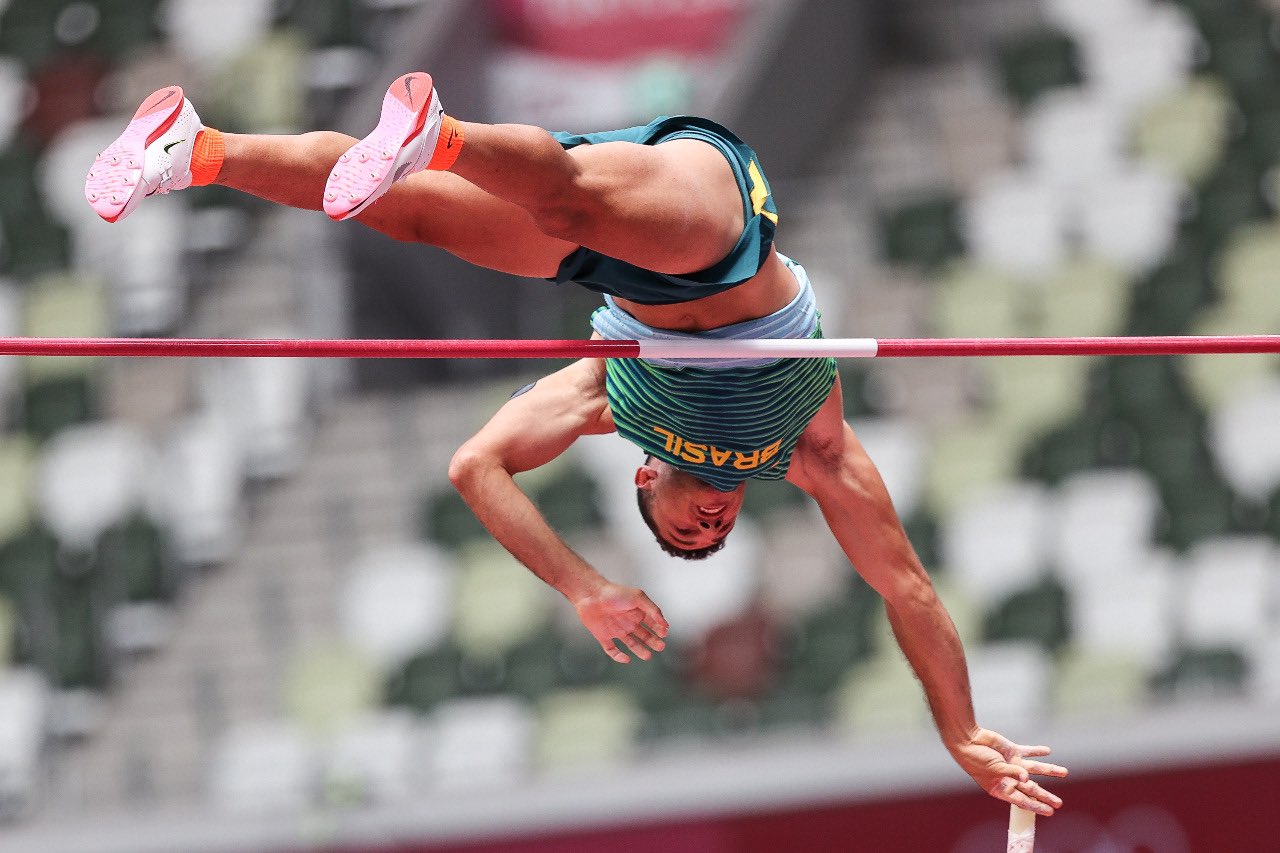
[426,115,464,171]
[190,128,224,186]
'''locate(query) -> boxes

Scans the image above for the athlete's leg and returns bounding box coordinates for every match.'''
[218,131,573,278]
[448,126,746,277]
[326,73,747,277]
[85,86,573,278]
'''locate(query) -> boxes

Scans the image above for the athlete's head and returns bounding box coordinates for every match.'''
[634,455,746,560]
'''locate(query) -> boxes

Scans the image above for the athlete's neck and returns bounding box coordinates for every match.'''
[612,249,799,333]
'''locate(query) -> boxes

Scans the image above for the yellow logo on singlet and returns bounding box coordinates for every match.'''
[653,426,783,471]
[748,160,779,225]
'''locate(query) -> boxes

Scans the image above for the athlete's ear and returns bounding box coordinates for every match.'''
[635,464,659,490]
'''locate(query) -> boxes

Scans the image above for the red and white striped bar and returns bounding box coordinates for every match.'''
[0,335,1279,359]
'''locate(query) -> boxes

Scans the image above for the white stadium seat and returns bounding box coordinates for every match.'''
[1051,469,1161,583]
[1208,379,1280,501]
[942,482,1054,604]
[208,721,314,814]
[430,696,534,790]
[339,544,456,670]
[36,421,153,550]
[963,170,1068,280]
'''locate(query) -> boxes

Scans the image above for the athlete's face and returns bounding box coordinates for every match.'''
[635,458,746,553]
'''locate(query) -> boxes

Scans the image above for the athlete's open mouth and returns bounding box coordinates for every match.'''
[697,504,727,516]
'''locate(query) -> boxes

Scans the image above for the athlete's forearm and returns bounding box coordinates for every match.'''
[801,429,978,748]
[885,586,979,748]
[449,454,608,603]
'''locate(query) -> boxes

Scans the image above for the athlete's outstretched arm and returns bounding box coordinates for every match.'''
[448,357,668,662]
[787,383,1067,816]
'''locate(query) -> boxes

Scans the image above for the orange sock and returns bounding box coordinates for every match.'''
[426,115,464,171]
[190,128,224,186]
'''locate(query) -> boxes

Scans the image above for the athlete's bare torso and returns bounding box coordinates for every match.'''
[610,243,799,333]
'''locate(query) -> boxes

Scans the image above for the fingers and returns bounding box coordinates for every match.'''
[991,772,1062,817]
[1017,744,1054,758]
[597,638,630,663]
[1021,758,1069,778]
[617,632,653,661]
[638,594,669,637]
[595,621,667,663]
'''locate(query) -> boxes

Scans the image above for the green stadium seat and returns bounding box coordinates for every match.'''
[1157,474,1236,550]
[924,416,1022,515]
[418,486,488,551]
[1038,257,1131,338]
[0,437,35,546]
[831,653,930,738]
[931,261,1030,340]
[280,0,359,48]
[0,144,42,226]
[1191,150,1269,256]
[384,642,463,714]
[1186,309,1280,411]
[1134,78,1233,186]
[778,594,876,698]
[878,194,964,272]
[452,540,553,659]
[20,374,97,444]
[1125,237,1214,335]
[501,631,563,701]
[740,475,808,522]
[283,641,381,736]
[0,2,59,68]
[1197,8,1280,112]
[96,514,173,603]
[605,640,686,715]
[756,687,829,731]
[1052,649,1149,720]
[0,592,15,666]
[1158,646,1250,698]
[1020,415,1103,486]
[996,30,1083,109]
[1215,222,1280,329]
[530,463,605,536]
[208,30,309,134]
[534,686,642,772]
[983,577,1070,652]
[983,356,1090,448]
[1103,356,1191,427]
[52,566,112,689]
[641,693,720,743]
[88,0,164,62]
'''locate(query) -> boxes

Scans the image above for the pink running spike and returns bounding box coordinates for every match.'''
[85,86,185,223]
[323,72,439,221]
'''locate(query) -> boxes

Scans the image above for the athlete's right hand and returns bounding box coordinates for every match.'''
[573,581,669,663]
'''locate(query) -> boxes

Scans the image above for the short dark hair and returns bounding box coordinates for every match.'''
[635,459,727,561]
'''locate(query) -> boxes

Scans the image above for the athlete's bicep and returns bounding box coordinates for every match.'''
[462,357,613,475]
[786,377,847,492]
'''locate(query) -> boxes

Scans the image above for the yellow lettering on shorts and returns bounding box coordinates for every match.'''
[748,160,779,225]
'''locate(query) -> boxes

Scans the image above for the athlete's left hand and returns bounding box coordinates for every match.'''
[948,728,1068,816]
[572,581,669,663]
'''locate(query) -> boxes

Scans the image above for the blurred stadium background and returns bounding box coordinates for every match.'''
[0,0,1279,850]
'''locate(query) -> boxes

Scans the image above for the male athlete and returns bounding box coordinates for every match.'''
[88,74,1066,816]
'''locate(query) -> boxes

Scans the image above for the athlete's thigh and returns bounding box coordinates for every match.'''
[357,168,576,279]
[566,138,746,276]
